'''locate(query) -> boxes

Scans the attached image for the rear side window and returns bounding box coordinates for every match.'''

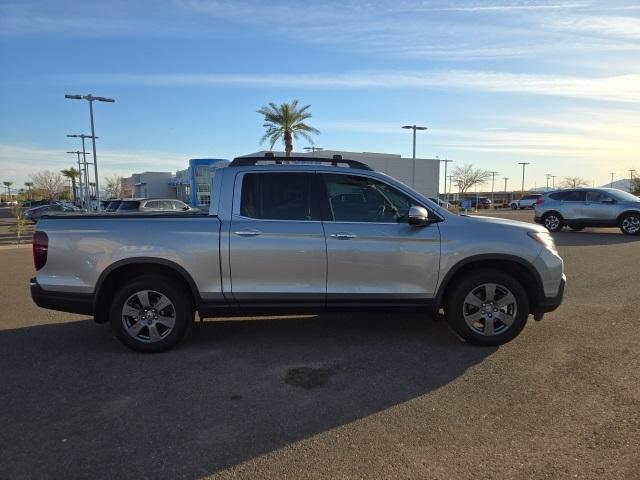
[161,200,174,210]
[144,201,161,209]
[240,173,317,221]
[118,201,140,211]
[549,191,586,201]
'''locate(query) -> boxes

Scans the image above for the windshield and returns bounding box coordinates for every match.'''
[609,190,640,202]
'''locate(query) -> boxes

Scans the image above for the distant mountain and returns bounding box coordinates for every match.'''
[601,179,632,192]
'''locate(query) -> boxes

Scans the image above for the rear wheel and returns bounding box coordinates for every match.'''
[444,269,529,346]
[569,225,585,231]
[511,204,518,210]
[542,212,564,232]
[620,213,640,235]
[109,275,194,353]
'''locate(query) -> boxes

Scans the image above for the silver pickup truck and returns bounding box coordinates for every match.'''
[30,154,565,352]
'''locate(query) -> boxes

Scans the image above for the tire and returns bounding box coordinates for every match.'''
[569,225,585,231]
[542,212,564,232]
[619,213,640,236]
[109,275,194,353]
[444,269,529,346]
[511,204,518,210]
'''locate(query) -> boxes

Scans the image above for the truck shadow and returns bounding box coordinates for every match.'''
[0,313,494,479]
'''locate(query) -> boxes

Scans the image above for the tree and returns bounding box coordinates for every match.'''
[257,100,320,156]
[104,175,123,199]
[451,164,492,194]
[30,170,65,200]
[61,167,80,203]
[24,182,34,201]
[562,177,589,189]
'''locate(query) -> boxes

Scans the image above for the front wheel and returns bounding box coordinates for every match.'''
[620,213,640,235]
[444,270,529,346]
[542,213,564,232]
[109,275,194,353]
[511,204,518,210]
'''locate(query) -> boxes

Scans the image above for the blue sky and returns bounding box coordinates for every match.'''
[1,0,639,191]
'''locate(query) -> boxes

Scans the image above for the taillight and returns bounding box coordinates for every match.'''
[535,197,544,205]
[33,231,48,271]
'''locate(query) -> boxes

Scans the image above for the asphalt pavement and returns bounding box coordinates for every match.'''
[0,212,638,479]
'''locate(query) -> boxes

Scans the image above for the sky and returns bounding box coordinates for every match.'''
[1,0,639,192]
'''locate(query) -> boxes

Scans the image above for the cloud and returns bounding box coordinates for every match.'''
[0,143,190,186]
[53,70,640,103]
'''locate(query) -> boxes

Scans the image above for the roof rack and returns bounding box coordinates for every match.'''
[229,152,373,171]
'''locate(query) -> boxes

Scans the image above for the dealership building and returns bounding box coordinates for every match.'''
[121,150,441,208]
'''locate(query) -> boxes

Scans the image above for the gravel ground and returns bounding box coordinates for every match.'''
[1,212,638,479]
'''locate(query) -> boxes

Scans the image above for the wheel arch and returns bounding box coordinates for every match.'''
[93,258,202,324]
[436,254,543,315]
[616,210,640,223]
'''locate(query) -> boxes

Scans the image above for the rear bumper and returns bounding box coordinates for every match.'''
[535,274,565,317]
[30,277,94,316]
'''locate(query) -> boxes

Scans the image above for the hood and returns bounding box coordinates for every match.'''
[460,214,547,233]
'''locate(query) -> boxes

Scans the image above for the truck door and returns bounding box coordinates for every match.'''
[229,171,327,307]
[320,173,441,304]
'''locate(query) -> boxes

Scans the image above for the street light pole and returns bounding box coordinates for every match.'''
[440,158,453,199]
[65,94,115,210]
[490,171,498,205]
[447,175,453,203]
[545,174,551,191]
[518,162,530,195]
[402,125,427,188]
[630,169,636,192]
[552,175,557,189]
[609,172,615,188]
[67,134,98,210]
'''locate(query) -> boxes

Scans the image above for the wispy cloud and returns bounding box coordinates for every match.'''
[53,70,640,103]
[0,143,190,185]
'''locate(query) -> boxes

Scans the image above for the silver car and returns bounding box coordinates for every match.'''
[534,188,640,235]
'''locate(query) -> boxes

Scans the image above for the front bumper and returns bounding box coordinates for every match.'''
[30,277,94,316]
[534,274,566,318]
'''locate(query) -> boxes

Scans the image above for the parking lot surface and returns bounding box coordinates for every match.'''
[1,212,639,479]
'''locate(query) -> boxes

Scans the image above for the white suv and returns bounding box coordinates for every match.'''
[511,194,542,210]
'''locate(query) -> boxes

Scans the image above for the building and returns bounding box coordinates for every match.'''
[237,150,441,198]
[173,158,230,207]
[120,172,176,199]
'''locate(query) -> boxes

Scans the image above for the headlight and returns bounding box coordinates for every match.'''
[527,231,557,252]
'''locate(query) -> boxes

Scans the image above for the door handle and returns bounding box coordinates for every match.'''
[330,232,357,239]
[234,229,262,236]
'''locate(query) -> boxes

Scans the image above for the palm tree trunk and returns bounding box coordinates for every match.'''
[284,130,293,157]
[71,178,77,203]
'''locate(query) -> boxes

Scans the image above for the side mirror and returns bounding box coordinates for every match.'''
[408,206,430,226]
[182,206,189,211]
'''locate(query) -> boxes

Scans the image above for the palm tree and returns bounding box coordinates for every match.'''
[61,167,80,204]
[3,181,12,202]
[257,100,320,157]
[24,182,33,201]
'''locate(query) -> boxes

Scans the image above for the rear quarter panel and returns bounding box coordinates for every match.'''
[35,216,222,298]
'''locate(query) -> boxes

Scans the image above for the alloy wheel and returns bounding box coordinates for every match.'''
[463,283,517,336]
[121,290,176,343]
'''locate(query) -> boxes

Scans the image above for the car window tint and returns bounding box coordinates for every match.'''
[118,201,140,211]
[563,191,586,202]
[240,172,316,220]
[586,190,612,203]
[323,174,416,223]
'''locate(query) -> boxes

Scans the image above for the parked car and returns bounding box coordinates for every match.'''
[511,194,542,210]
[116,198,197,213]
[25,203,81,223]
[31,154,565,352]
[534,188,640,235]
[104,200,123,212]
[460,197,492,209]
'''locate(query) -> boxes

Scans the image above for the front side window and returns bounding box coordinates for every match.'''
[118,201,140,211]
[240,172,316,221]
[323,174,417,223]
[586,190,613,203]
[144,200,161,209]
